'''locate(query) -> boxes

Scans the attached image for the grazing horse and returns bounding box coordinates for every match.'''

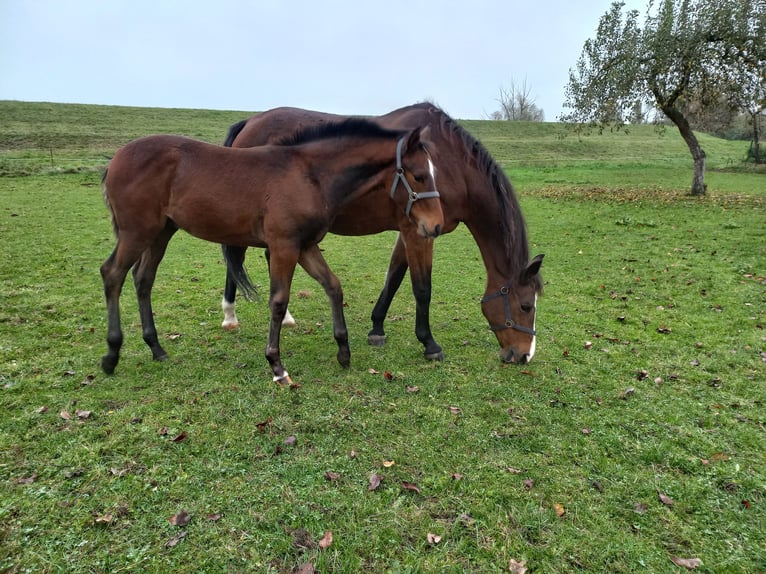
[100,119,443,382]
[220,103,544,364]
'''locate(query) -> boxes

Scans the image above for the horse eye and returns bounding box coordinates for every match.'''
[414,175,426,183]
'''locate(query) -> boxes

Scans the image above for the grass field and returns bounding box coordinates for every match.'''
[1,101,764,573]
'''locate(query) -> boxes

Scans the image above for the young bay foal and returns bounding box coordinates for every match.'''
[100,119,443,382]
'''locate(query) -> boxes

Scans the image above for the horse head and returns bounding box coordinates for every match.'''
[389,126,443,239]
[481,254,544,364]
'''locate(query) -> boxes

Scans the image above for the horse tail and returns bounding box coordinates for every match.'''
[101,169,119,237]
[221,244,258,300]
[223,119,248,147]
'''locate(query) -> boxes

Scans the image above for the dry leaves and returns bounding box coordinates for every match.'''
[670,556,702,569]
[658,491,675,507]
[169,509,191,527]
[318,530,333,549]
[368,473,383,491]
[509,559,528,574]
[426,533,442,545]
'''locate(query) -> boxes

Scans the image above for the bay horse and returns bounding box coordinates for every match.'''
[220,103,544,364]
[100,119,443,382]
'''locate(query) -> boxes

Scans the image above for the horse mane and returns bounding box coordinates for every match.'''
[420,103,538,290]
[277,117,403,146]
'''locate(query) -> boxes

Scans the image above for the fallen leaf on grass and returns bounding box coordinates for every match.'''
[619,387,636,400]
[406,385,420,393]
[324,471,341,481]
[318,530,333,549]
[165,531,187,548]
[553,503,566,517]
[633,502,648,514]
[368,473,383,491]
[523,479,535,490]
[206,513,222,521]
[427,533,442,545]
[35,406,49,414]
[93,513,113,525]
[172,431,187,443]
[169,509,191,527]
[670,556,702,569]
[658,491,674,507]
[295,563,315,574]
[383,460,395,468]
[448,406,462,415]
[401,481,421,494]
[284,435,296,446]
[16,474,37,485]
[255,417,272,432]
[75,409,92,420]
[60,410,72,420]
[509,559,528,574]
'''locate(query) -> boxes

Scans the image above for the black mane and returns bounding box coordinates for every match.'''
[277,117,404,146]
[418,103,538,290]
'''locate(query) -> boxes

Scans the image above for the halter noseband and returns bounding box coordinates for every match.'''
[481,284,537,336]
[390,136,440,218]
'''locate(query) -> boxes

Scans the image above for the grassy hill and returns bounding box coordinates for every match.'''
[1,100,760,196]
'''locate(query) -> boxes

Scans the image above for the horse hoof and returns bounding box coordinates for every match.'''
[367,334,386,347]
[222,321,239,331]
[337,352,351,369]
[101,355,117,375]
[154,353,169,362]
[424,350,445,361]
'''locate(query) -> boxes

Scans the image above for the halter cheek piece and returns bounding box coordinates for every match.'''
[390,136,440,218]
[481,285,537,336]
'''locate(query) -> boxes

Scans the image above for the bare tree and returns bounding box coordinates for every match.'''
[494,79,545,121]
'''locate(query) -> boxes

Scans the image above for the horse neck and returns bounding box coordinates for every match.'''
[462,170,531,290]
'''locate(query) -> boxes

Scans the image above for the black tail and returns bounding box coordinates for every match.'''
[222,244,258,300]
[223,119,248,147]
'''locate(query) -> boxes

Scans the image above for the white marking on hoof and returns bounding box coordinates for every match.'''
[282,309,297,327]
[273,371,292,385]
[222,297,239,330]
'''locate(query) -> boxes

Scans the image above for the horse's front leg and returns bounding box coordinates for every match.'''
[368,233,409,347]
[265,248,298,383]
[298,245,350,368]
[402,229,442,361]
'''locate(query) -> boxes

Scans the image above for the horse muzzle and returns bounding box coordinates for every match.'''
[501,347,531,364]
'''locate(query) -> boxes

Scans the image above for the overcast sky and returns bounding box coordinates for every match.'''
[0,0,646,120]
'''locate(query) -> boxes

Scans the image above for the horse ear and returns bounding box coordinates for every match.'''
[404,126,423,152]
[524,254,544,281]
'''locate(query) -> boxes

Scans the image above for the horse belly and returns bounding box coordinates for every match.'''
[168,199,266,247]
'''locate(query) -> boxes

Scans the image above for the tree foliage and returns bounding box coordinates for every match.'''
[562,0,766,195]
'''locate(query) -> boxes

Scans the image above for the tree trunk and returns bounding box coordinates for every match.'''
[662,104,707,196]
[752,110,762,165]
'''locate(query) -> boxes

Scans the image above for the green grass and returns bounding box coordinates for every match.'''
[1,102,764,573]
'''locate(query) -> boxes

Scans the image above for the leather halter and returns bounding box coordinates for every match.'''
[390,136,440,218]
[481,285,537,336]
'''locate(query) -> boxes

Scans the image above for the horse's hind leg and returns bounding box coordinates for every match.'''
[100,239,145,374]
[299,245,350,368]
[133,221,177,361]
[221,245,245,330]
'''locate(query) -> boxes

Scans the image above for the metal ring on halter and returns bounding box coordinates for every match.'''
[481,284,536,336]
